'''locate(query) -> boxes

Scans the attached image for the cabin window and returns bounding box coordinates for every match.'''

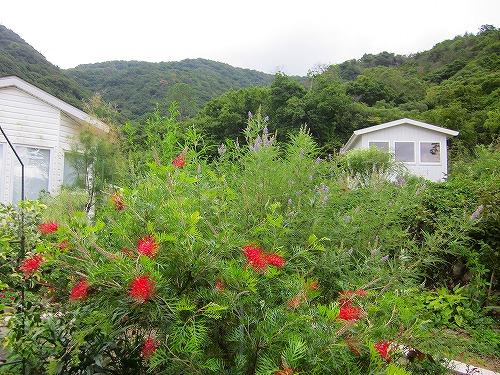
[12,146,50,203]
[63,152,86,188]
[420,142,441,163]
[394,142,415,162]
[368,141,389,152]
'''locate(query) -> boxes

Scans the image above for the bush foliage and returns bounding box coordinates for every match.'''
[1,112,498,374]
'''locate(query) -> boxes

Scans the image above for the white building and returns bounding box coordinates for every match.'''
[0,76,109,204]
[341,118,459,182]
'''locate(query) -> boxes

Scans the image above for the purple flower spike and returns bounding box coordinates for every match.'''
[343,215,351,223]
[248,111,253,119]
[470,205,484,220]
[263,126,268,135]
[264,116,269,122]
[371,249,379,256]
[381,255,389,263]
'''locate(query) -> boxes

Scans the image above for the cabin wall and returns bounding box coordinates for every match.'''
[356,124,450,182]
[0,87,84,203]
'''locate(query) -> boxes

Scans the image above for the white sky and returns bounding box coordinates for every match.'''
[1,0,499,76]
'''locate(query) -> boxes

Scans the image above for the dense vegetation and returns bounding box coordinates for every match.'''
[187,25,500,153]
[65,59,275,122]
[1,110,498,374]
[1,24,499,153]
[0,23,499,374]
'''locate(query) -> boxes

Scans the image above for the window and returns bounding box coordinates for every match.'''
[63,152,86,188]
[12,147,50,203]
[369,141,389,152]
[394,142,415,162]
[420,142,441,163]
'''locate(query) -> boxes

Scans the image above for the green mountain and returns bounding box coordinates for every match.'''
[0,25,274,122]
[0,25,91,109]
[1,22,498,151]
[65,59,275,121]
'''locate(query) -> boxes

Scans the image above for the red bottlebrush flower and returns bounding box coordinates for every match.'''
[266,253,285,268]
[70,278,90,301]
[172,147,188,169]
[137,235,159,258]
[288,297,301,309]
[215,279,225,293]
[112,192,124,210]
[306,280,319,290]
[275,367,297,375]
[130,275,155,304]
[242,244,268,272]
[375,340,392,361]
[141,337,158,358]
[19,255,44,276]
[337,305,364,321]
[58,240,70,250]
[38,221,58,235]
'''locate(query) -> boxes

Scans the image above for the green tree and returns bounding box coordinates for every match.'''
[267,72,307,138]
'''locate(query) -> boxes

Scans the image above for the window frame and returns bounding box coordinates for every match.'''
[394,141,415,163]
[419,141,442,164]
[11,145,52,203]
[368,141,390,152]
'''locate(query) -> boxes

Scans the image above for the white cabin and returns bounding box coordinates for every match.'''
[0,76,109,204]
[341,118,459,182]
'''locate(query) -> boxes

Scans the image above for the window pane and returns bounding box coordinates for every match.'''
[394,142,414,162]
[369,141,389,152]
[63,152,86,188]
[12,147,50,202]
[420,142,441,163]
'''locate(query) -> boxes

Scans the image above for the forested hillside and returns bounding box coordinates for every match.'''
[0,25,91,108]
[65,59,275,121]
[188,25,499,153]
[1,23,498,153]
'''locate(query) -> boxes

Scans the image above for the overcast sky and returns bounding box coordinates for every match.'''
[1,0,499,76]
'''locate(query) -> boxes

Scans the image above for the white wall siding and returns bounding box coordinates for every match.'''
[0,87,60,147]
[356,124,450,182]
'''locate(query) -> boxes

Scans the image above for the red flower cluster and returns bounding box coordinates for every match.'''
[19,255,44,276]
[172,148,187,168]
[112,192,124,210]
[306,280,319,290]
[38,221,58,235]
[137,235,159,258]
[215,279,225,293]
[288,296,302,309]
[375,340,392,361]
[242,244,285,273]
[337,288,367,321]
[130,275,155,304]
[58,240,70,250]
[70,278,90,301]
[266,253,285,268]
[275,367,296,375]
[141,337,158,358]
[337,305,364,321]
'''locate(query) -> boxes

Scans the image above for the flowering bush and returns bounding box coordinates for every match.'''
[2,112,496,374]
